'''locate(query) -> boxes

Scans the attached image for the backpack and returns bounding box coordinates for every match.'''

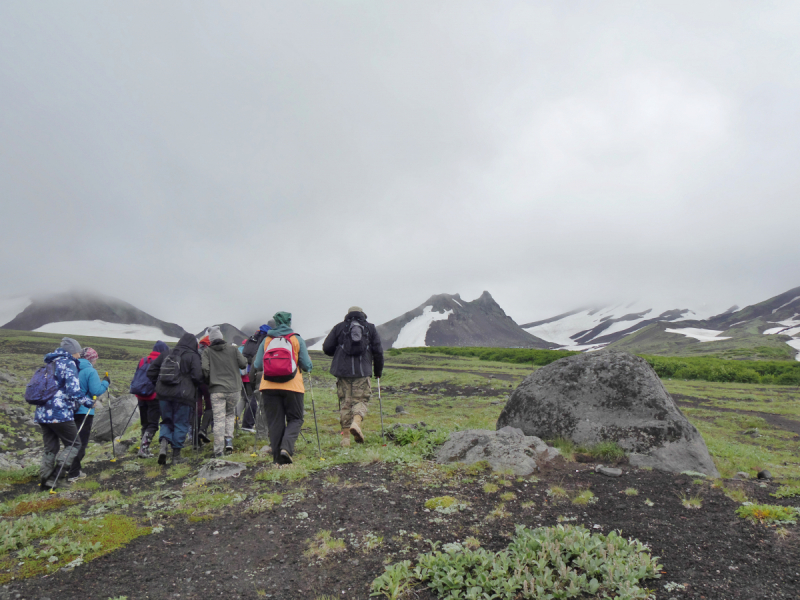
[129,356,156,396]
[157,352,184,386]
[243,331,267,363]
[24,361,60,406]
[342,319,369,356]
[262,335,298,383]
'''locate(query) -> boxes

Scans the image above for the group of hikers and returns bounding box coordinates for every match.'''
[27,307,384,490]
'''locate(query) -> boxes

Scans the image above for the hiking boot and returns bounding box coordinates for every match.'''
[158,437,169,465]
[240,427,255,434]
[340,430,351,448]
[45,478,71,491]
[349,415,365,444]
[138,432,154,458]
[198,430,210,445]
[280,449,293,464]
[171,448,183,464]
[224,437,233,454]
[67,471,86,483]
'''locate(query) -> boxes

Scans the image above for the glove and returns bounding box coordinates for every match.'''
[102,375,111,385]
[84,399,95,409]
[374,372,382,379]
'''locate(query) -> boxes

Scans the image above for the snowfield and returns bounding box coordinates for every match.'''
[664,328,731,343]
[786,338,800,361]
[0,296,31,327]
[33,320,180,342]
[393,306,453,348]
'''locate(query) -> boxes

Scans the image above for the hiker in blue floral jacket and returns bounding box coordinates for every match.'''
[35,338,94,489]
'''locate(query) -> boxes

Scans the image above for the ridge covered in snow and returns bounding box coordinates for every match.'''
[34,320,180,342]
[393,306,454,348]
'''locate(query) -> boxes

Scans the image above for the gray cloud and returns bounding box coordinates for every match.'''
[1,1,799,335]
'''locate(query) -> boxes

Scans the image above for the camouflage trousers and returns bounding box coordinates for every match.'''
[337,377,371,429]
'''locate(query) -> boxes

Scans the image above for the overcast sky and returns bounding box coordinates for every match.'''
[1,1,799,335]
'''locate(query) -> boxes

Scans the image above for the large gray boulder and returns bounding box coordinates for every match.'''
[496,351,719,477]
[434,426,561,475]
[91,394,139,442]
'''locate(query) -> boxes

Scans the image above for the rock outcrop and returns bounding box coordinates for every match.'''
[434,426,561,475]
[197,459,246,481]
[496,351,719,477]
[91,394,139,442]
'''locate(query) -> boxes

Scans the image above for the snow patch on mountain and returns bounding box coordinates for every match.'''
[786,339,800,361]
[664,327,731,343]
[393,306,453,348]
[0,296,31,328]
[34,320,180,342]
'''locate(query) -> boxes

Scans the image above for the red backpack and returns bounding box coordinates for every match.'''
[262,335,298,382]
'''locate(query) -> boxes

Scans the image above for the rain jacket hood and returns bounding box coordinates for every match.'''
[176,332,200,352]
[153,341,170,354]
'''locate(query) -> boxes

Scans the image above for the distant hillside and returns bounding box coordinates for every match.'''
[196,324,247,345]
[1,291,187,342]
[607,285,800,360]
[376,292,552,349]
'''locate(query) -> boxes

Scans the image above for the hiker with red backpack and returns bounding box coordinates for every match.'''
[322,306,384,447]
[201,326,247,457]
[28,337,93,489]
[147,333,203,465]
[255,312,312,465]
[130,340,170,458]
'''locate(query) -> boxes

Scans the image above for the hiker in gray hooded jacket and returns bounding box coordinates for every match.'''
[202,326,247,456]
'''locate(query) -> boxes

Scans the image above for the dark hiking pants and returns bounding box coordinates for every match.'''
[68,414,94,478]
[241,386,259,430]
[40,421,80,479]
[139,400,161,438]
[261,390,304,464]
[159,400,192,449]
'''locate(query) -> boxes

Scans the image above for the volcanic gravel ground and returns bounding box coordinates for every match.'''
[2,460,798,600]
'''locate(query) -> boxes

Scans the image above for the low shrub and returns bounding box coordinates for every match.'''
[371,524,661,599]
[736,503,800,524]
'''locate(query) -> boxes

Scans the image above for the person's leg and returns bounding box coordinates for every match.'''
[263,392,286,464]
[280,392,305,460]
[348,377,371,443]
[225,392,238,439]
[40,424,60,485]
[170,403,191,449]
[50,420,80,483]
[139,400,149,436]
[210,392,226,456]
[338,378,355,446]
[69,414,93,478]
[158,400,174,464]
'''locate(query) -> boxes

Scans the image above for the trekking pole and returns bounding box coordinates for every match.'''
[250,390,261,457]
[105,380,117,463]
[307,374,323,460]
[377,377,385,442]
[115,403,139,445]
[50,399,95,493]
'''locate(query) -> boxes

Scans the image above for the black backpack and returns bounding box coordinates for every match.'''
[157,352,183,386]
[243,331,267,363]
[342,320,369,356]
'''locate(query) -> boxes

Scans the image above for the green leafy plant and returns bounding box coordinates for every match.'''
[624,488,639,496]
[370,524,661,599]
[772,485,800,499]
[736,503,800,524]
[572,490,597,506]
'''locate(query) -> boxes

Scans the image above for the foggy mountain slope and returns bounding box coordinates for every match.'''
[376,292,552,349]
[521,302,705,350]
[607,285,800,360]
[1,291,187,342]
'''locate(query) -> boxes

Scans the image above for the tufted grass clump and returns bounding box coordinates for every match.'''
[424,496,456,510]
[572,490,597,506]
[304,530,346,560]
[736,503,800,524]
[624,488,639,496]
[371,524,662,600]
[772,485,800,499]
[546,485,568,500]
[680,494,703,509]
[6,496,77,517]
[483,483,499,494]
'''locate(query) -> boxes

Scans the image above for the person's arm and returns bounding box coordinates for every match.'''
[370,324,384,378]
[296,336,312,373]
[236,348,247,369]
[201,350,210,381]
[189,353,204,386]
[146,352,165,384]
[86,368,110,398]
[321,326,339,357]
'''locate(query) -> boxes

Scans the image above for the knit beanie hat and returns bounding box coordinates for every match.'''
[348,306,364,314]
[267,319,276,329]
[81,347,99,364]
[60,337,82,355]
[208,326,224,342]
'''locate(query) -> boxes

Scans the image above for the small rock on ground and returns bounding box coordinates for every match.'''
[596,466,623,477]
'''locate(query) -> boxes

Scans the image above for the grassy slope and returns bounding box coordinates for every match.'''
[0,333,798,585]
[607,321,796,361]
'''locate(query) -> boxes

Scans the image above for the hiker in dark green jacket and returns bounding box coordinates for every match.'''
[201,326,247,456]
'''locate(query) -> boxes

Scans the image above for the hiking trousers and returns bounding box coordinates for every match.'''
[159,400,192,449]
[68,414,94,478]
[337,377,371,428]
[210,391,239,455]
[138,400,161,438]
[261,390,304,464]
[40,421,80,476]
